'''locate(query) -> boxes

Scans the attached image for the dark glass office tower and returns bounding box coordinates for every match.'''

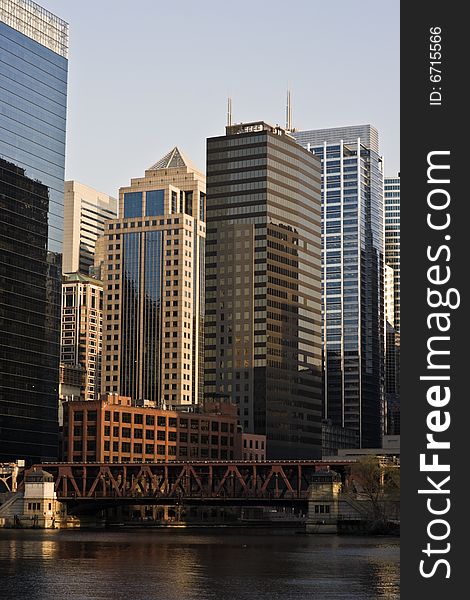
[293,125,384,448]
[0,1,68,462]
[205,122,322,459]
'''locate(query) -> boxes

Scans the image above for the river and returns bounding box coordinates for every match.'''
[0,529,399,599]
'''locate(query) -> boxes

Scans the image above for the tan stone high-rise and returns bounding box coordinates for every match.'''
[61,272,103,401]
[63,180,117,275]
[101,148,206,407]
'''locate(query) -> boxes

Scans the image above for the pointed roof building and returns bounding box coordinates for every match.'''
[146,147,201,175]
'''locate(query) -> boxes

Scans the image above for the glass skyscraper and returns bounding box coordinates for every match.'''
[205,122,323,459]
[0,0,68,462]
[384,174,400,332]
[384,174,400,434]
[293,125,384,448]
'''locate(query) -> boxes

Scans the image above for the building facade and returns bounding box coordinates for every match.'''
[63,180,117,275]
[205,122,323,459]
[384,174,400,435]
[61,272,103,401]
[0,0,68,462]
[241,433,266,461]
[101,148,206,407]
[293,125,384,448]
[384,265,400,435]
[384,174,400,331]
[61,394,260,463]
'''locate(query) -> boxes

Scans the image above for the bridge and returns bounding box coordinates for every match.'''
[29,460,356,508]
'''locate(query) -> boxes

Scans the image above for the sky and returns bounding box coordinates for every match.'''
[42,0,399,199]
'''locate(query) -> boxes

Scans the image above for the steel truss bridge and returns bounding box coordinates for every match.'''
[29,460,356,509]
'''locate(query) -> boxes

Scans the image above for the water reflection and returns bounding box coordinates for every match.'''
[0,530,399,599]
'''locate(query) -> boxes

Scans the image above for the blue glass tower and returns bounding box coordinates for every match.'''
[0,0,68,462]
[293,126,384,448]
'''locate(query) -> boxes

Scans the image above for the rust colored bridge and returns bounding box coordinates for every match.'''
[30,460,356,508]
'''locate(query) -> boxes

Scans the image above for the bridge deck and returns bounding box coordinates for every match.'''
[30,460,356,503]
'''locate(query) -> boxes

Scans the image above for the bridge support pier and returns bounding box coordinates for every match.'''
[306,469,341,534]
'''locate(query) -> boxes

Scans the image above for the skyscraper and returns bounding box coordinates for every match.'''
[61,272,103,401]
[0,0,68,462]
[385,263,400,435]
[384,175,400,434]
[384,174,400,331]
[384,265,394,325]
[101,148,206,407]
[63,180,117,275]
[205,122,323,459]
[293,125,384,448]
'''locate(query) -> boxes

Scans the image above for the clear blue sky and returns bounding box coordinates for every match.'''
[42,0,399,198]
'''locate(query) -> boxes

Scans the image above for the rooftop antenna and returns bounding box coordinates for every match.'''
[286,88,293,131]
[227,97,232,126]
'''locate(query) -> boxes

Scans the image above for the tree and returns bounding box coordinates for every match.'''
[349,456,400,527]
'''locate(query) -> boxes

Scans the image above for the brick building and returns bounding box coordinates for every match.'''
[240,433,266,461]
[61,394,265,463]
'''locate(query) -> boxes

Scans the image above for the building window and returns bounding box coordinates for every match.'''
[146,190,165,216]
[171,191,178,213]
[199,192,206,221]
[124,192,142,218]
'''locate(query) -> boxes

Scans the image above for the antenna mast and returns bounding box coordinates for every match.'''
[227,97,232,127]
[286,89,292,131]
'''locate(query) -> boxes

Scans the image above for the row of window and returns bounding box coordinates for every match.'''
[70,410,234,432]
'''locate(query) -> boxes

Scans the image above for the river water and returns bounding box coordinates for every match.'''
[0,529,399,599]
